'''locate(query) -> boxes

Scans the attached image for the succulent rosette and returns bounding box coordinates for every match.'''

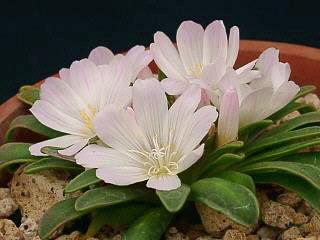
[1,19,320,240]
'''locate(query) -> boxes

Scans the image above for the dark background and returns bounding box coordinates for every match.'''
[1,1,319,104]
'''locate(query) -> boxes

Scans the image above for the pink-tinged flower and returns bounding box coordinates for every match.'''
[235,48,300,127]
[29,56,137,157]
[150,20,258,102]
[76,79,218,191]
[88,45,153,80]
[217,87,240,146]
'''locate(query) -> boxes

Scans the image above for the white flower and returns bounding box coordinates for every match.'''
[150,20,258,105]
[88,45,153,80]
[29,55,142,157]
[75,79,218,191]
[237,48,300,127]
[217,87,240,146]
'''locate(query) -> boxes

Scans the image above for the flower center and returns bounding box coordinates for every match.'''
[129,133,179,177]
[187,63,204,78]
[80,105,97,133]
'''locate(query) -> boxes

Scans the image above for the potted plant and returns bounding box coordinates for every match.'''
[1,20,320,240]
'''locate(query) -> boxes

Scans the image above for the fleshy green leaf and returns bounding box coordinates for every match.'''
[240,138,320,166]
[252,172,320,212]
[24,157,83,174]
[264,112,320,137]
[293,85,317,101]
[0,159,35,171]
[5,115,63,142]
[65,169,101,193]
[243,126,320,156]
[282,152,320,168]
[206,141,244,161]
[238,120,273,141]
[39,198,89,240]
[123,208,172,240]
[215,171,256,193]
[268,101,316,122]
[156,184,190,212]
[191,178,259,226]
[202,153,245,177]
[0,143,37,164]
[75,186,150,211]
[85,203,152,238]
[240,161,320,190]
[17,85,40,105]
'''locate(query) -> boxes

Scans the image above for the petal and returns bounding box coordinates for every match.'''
[68,59,103,109]
[180,105,218,153]
[161,78,190,95]
[39,77,87,121]
[217,87,240,146]
[88,46,114,65]
[146,175,181,191]
[177,144,204,173]
[202,61,227,87]
[176,21,204,75]
[203,20,228,65]
[169,85,201,151]
[150,32,186,80]
[76,144,140,169]
[239,87,274,127]
[58,138,89,156]
[270,62,291,90]
[133,79,168,145]
[30,100,86,136]
[226,26,240,67]
[269,81,300,115]
[98,58,134,108]
[137,66,154,80]
[94,105,150,153]
[29,135,86,156]
[97,166,149,186]
[126,46,153,79]
[256,48,279,75]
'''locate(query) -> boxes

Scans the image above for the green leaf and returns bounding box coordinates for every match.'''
[75,186,150,211]
[123,208,172,240]
[238,120,273,141]
[268,101,316,122]
[191,178,259,226]
[240,138,320,166]
[215,171,256,193]
[0,159,35,171]
[5,115,63,142]
[156,184,190,212]
[282,152,320,168]
[65,169,101,193]
[240,161,320,190]
[17,85,40,105]
[39,198,89,240]
[293,85,317,101]
[252,172,320,212]
[206,141,244,161]
[264,112,320,137]
[158,69,167,81]
[85,203,152,238]
[23,157,83,174]
[243,126,320,156]
[202,153,245,177]
[0,143,37,164]
[40,146,75,161]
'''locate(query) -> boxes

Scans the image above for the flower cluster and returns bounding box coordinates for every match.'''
[29,20,299,191]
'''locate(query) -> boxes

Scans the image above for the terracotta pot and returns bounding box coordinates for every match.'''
[1,40,320,145]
